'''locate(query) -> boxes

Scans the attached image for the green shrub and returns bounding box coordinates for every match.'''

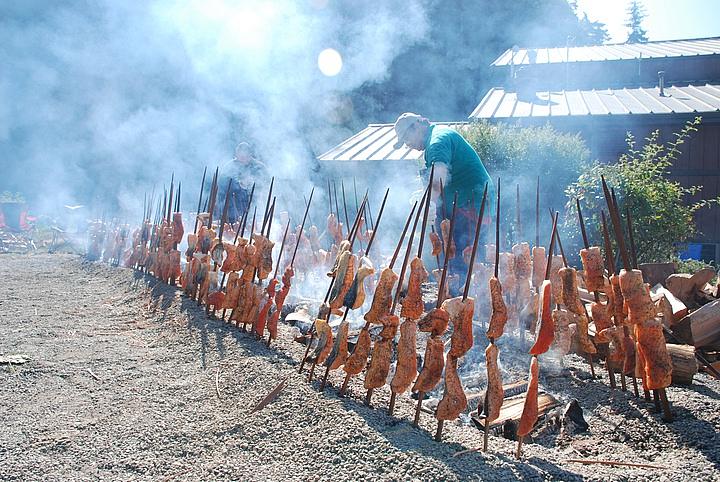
[564,117,720,264]
[461,121,591,242]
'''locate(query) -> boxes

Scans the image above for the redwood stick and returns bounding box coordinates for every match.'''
[261,177,275,234]
[390,198,422,269]
[463,183,488,301]
[494,179,501,278]
[535,176,540,248]
[365,188,389,256]
[516,183,521,242]
[166,173,174,224]
[417,164,435,258]
[334,182,342,239]
[416,192,457,427]
[600,211,620,390]
[601,176,631,271]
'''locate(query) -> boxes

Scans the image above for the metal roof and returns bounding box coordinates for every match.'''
[469,83,720,119]
[318,122,468,162]
[492,36,720,67]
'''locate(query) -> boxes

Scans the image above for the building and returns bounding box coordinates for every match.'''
[319,36,720,261]
[473,37,720,261]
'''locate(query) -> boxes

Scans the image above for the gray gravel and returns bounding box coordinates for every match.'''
[1,253,719,481]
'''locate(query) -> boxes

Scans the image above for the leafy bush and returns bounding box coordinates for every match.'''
[672,256,717,284]
[564,117,720,264]
[461,121,591,239]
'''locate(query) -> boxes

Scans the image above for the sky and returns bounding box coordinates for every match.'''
[576,0,720,43]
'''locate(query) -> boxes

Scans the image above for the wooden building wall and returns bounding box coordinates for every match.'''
[508,114,720,260]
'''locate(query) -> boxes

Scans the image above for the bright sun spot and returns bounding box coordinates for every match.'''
[318,48,343,77]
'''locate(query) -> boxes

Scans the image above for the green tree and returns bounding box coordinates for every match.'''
[352,0,612,124]
[564,117,720,264]
[625,0,648,43]
[577,13,610,45]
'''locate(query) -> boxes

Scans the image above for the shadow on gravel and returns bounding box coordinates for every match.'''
[130,270,297,371]
[310,383,584,481]
[690,379,720,401]
[662,403,720,470]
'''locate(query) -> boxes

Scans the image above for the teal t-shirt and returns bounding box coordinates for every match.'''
[423,125,493,215]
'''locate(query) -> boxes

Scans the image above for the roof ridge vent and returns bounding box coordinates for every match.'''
[658,71,666,96]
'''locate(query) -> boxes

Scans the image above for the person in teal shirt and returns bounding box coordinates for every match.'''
[393,112,494,284]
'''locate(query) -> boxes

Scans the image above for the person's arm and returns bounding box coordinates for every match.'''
[424,140,451,203]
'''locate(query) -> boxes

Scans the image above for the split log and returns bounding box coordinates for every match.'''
[667,344,698,385]
[651,284,688,324]
[666,269,716,307]
[471,391,559,431]
[579,287,606,304]
[675,299,720,349]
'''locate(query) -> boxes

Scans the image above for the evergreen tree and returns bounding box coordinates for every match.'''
[577,13,609,45]
[625,0,649,43]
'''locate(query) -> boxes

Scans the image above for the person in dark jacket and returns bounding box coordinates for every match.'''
[215,142,269,225]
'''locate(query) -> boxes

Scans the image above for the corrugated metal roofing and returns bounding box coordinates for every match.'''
[318,122,468,162]
[469,84,720,119]
[492,36,720,66]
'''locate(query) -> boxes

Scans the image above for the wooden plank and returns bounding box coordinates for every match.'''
[472,392,559,430]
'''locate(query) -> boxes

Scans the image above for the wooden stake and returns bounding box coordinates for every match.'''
[434,420,444,442]
[415,192,457,428]
[516,435,524,459]
[494,179,501,278]
[413,391,425,427]
[463,183,489,300]
[333,182,342,239]
[417,164,435,258]
[659,388,673,421]
[601,176,631,271]
[600,211,618,389]
[535,176,540,248]
[516,183,521,242]
[261,177,275,234]
[365,188,389,255]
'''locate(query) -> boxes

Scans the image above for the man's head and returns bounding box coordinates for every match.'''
[234,142,254,164]
[393,113,429,150]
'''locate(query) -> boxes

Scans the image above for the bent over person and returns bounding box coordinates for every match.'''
[393,112,493,286]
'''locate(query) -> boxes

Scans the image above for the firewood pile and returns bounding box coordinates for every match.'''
[0,228,36,254]
[80,167,720,459]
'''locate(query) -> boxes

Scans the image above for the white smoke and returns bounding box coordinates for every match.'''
[0,0,429,220]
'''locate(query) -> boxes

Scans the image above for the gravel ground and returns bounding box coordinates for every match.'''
[1,253,719,481]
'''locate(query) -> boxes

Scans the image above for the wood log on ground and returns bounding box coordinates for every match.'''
[675,299,720,349]
[666,269,716,307]
[666,343,698,385]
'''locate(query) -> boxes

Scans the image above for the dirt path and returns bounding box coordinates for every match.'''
[1,254,718,481]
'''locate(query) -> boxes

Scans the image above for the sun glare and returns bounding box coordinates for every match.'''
[318,48,343,77]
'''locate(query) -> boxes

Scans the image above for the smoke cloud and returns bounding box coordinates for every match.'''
[0,0,428,220]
